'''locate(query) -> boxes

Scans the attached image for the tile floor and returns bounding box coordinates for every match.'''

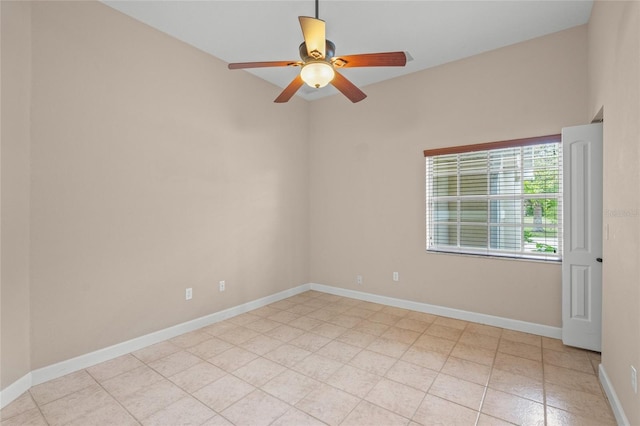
[1,291,616,426]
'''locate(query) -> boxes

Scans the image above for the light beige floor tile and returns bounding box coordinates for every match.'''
[262,369,320,405]
[476,413,515,425]
[132,340,182,364]
[367,336,410,358]
[326,314,363,329]
[265,324,306,342]
[441,356,491,386]
[498,339,542,362]
[208,346,259,372]
[187,337,234,359]
[425,324,464,342]
[141,395,215,426]
[545,383,615,424]
[488,368,544,403]
[0,391,37,421]
[288,316,324,331]
[289,332,331,352]
[101,365,164,398]
[232,357,286,387]
[450,342,496,366]
[465,323,502,338]
[394,317,431,333]
[148,350,202,377]
[110,379,187,420]
[342,400,409,426]
[86,354,145,382]
[428,373,485,411]
[286,304,318,316]
[381,306,411,317]
[270,408,327,426]
[413,394,479,426]
[310,322,348,339]
[295,384,360,426]
[200,414,234,426]
[458,331,500,351]
[544,363,603,395]
[1,407,48,426]
[546,405,617,426]
[493,352,542,380]
[336,329,378,348]
[344,306,376,319]
[239,334,283,355]
[201,321,240,337]
[385,360,438,392]
[250,306,282,318]
[354,300,385,312]
[368,311,403,326]
[292,353,343,381]
[268,310,301,324]
[306,309,336,322]
[217,327,261,345]
[244,318,282,333]
[29,370,97,406]
[349,349,397,376]
[264,343,312,367]
[481,388,544,426]
[192,374,255,412]
[316,340,362,363]
[542,348,595,374]
[401,346,448,371]
[501,330,542,347]
[221,389,291,426]
[405,311,437,323]
[269,299,298,310]
[413,334,456,355]
[382,327,421,345]
[169,329,212,349]
[228,312,262,326]
[39,383,132,426]
[433,317,468,330]
[352,319,390,336]
[168,361,226,393]
[325,364,381,398]
[365,378,426,418]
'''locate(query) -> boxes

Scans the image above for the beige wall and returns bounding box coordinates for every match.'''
[309,25,588,327]
[20,1,310,370]
[1,1,33,389]
[588,1,640,423]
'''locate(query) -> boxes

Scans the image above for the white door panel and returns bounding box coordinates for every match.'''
[562,123,603,351]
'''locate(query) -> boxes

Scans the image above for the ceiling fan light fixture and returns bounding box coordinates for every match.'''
[300,61,335,88]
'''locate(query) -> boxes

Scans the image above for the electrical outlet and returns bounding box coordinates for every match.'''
[219,281,225,292]
[185,288,192,300]
[632,365,637,394]
[393,272,399,282]
[356,275,363,285]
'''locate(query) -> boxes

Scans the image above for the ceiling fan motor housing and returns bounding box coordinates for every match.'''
[299,40,336,62]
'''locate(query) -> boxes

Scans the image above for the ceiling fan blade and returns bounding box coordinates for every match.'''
[332,52,407,68]
[228,60,300,70]
[274,75,304,103]
[299,16,326,59]
[331,71,367,103]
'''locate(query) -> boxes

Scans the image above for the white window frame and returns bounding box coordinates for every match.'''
[424,135,562,261]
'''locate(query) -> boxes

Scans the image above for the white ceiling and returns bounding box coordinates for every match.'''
[102,1,593,101]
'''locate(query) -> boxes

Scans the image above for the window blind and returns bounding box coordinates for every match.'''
[425,135,562,261]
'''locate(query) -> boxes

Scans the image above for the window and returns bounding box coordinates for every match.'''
[425,135,562,261]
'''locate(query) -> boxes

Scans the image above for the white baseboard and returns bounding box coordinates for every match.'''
[599,363,630,426]
[1,281,564,410]
[0,373,32,410]
[310,283,562,339]
[0,283,311,409]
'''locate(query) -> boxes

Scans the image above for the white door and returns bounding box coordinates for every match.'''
[562,123,603,351]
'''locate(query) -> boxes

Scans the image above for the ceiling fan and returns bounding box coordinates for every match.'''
[227,0,408,103]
